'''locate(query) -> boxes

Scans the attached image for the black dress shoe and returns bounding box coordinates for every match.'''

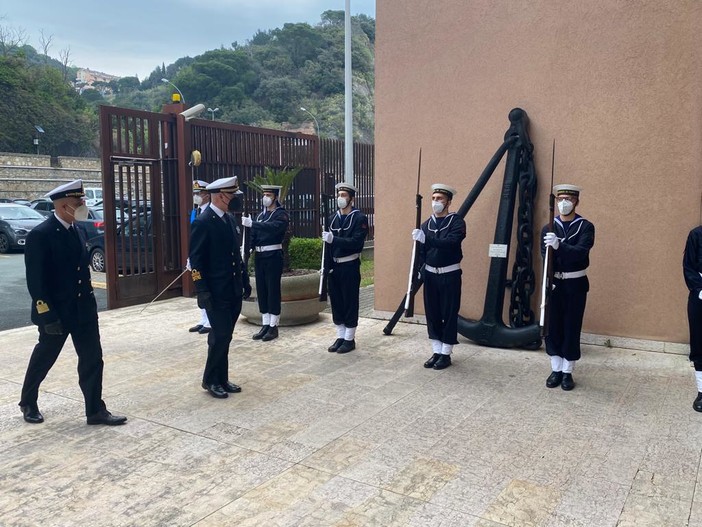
[546,371,563,388]
[433,355,452,370]
[253,325,270,340]
[693,393,702,412]
[262,326,279,341]
[201,382,228,398]
[328,338,344,352]
[561,373,575,391]
[424,354,440,368]
[20,404,44,424]
[86,409,127,426]
[198,326,211,334]
[189,324,203,333]
[337,339,355,354]
[223,381,242,393]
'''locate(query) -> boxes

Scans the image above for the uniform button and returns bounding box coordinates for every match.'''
[77,267,81,271]
[78,280,82,284]
[78,293,82,297]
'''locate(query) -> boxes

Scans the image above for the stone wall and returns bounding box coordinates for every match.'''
[0,153,101,200]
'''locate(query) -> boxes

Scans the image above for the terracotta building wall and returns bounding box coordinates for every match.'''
[374,0,702,343]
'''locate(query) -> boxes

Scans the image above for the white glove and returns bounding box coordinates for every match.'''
[322,231,334,244]
[543,232,560,250]
[185,258,192,271]
[241,215,253,228]
[411,228,425,244]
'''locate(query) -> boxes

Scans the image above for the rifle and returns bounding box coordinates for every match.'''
[241,195,252,269]
[319,193,332,301]
[404,149,423,317]
[539,139,556,337]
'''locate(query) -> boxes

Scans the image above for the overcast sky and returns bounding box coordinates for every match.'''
[1,0,376,79]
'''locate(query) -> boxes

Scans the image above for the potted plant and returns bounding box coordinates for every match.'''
[241,166,326,326]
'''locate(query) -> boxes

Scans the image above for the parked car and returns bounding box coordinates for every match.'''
[0,204,46,253]
[12,199,32,207]
[86,212,153,274]
[30,198,55,217]
[78,208,106,272]
[84,187,103,207]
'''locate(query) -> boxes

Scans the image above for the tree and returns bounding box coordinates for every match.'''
[0,20,27,56]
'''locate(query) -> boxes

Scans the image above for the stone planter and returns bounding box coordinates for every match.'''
[241,269,326,326]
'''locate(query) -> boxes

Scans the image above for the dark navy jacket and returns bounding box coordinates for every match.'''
[419,213,466,268]
[24,215,97,329]
[189,207,249,305]
[540,215,595,273]
[327,208,368,260]
[251,206,289,259]
[684,225,702,296]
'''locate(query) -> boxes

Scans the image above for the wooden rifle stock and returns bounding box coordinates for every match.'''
[404,149,423,317]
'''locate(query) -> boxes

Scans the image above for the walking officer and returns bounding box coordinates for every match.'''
[19,179,127,425]
[190,176,252,399]
[683,223,702,411]
[324,182,369,353]
[541,184,595,391]
[241,185,289,341]
[411,183,466,370]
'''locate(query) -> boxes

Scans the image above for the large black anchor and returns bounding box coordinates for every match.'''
[383,108,541,349]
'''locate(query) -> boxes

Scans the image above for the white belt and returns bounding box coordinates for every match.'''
[425,263,461,274]
[255,244,282,252]
[333,253,360,264]
[554,269,587,280]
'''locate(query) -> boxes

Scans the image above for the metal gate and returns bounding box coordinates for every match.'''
[100,104,375,309]
[99,106,185,309]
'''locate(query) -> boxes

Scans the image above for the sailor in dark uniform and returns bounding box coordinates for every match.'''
[323,182,369,354]
[241,185,289,341]
[541,184,595,391]
[683,223,702,411]
[411,183,466,370]
[19,179,127,425]
[188,180,211,335]
[189,176,251,399]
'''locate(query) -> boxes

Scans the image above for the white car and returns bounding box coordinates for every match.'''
[84,187,103,207]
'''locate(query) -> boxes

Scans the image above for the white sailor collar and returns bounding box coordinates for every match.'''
[428,212,457,233]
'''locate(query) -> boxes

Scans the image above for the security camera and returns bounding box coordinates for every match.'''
[180,104,206,122]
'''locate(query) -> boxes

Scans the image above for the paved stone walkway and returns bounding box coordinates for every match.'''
[1,296,701,526]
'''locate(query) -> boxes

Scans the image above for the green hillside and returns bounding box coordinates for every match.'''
[0,10,374,157]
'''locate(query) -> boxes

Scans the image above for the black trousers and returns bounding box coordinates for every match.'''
[204,297,242,386]
[689,292,702,364]
[423,270,461,345]
[329,259,361,328]
[545,276,589,361]
[255,251,283,315]
[19,320,106,416]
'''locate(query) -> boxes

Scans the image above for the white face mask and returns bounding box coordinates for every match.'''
[70,204,89,221]
[557,200,575,216]
[193,194,203,206]
[337,197,348,210]
[262,196,273,207]
[432,200,445,214]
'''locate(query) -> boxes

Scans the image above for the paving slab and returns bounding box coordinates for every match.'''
[1,295,701,526]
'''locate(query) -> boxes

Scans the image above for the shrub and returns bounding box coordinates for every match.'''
[289,237,322,270]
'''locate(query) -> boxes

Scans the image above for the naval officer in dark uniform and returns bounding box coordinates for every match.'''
[19,179,127,425]
[323,182,369,354]
[189,176,251,399]
[683,223,702,411]
[411,183,466,370]
[241,185,289,341]
[541,184,595,391]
